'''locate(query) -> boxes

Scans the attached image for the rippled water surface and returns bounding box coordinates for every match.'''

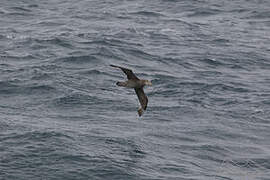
[1,0,270,179]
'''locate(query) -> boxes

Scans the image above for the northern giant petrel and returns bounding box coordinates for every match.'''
[110,65,152,117]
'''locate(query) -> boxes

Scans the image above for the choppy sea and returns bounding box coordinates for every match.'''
[1,0,270,179]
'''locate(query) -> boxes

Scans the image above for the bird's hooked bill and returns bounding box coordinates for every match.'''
[146,81,152,86]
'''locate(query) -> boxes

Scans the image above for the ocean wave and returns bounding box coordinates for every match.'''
[34,37,74,49]
[54,55,99,64]
[1,130,73,142]
[247,10,270,19]
[0,80,56,95]
[52,93,100,108]
[128,10,165,17]
[187,7,221,17]
[10,7,32,12]
[0,81,20,95]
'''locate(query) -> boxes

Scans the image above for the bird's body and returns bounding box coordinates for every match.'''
[117,80,140,88]
[117,79,150,89]
[110,65,152,117]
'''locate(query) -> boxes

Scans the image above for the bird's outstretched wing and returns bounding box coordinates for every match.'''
[135,88,148,116]
[110,64,139,80]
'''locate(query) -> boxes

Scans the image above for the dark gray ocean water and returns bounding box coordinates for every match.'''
[1,0,270,179]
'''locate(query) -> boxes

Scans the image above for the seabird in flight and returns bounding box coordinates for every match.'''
[110,65,152,117]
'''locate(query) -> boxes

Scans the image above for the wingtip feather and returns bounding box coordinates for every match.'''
[110,64,118,68]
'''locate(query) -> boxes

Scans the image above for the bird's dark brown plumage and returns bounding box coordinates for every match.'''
[135,88,148,111]
[110,64,151,117]
[110,65,139,80]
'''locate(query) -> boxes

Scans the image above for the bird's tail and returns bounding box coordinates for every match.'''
[116,82,126,87]
[138,108,144,117]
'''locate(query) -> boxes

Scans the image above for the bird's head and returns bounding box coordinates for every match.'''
[143,80,152,86]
